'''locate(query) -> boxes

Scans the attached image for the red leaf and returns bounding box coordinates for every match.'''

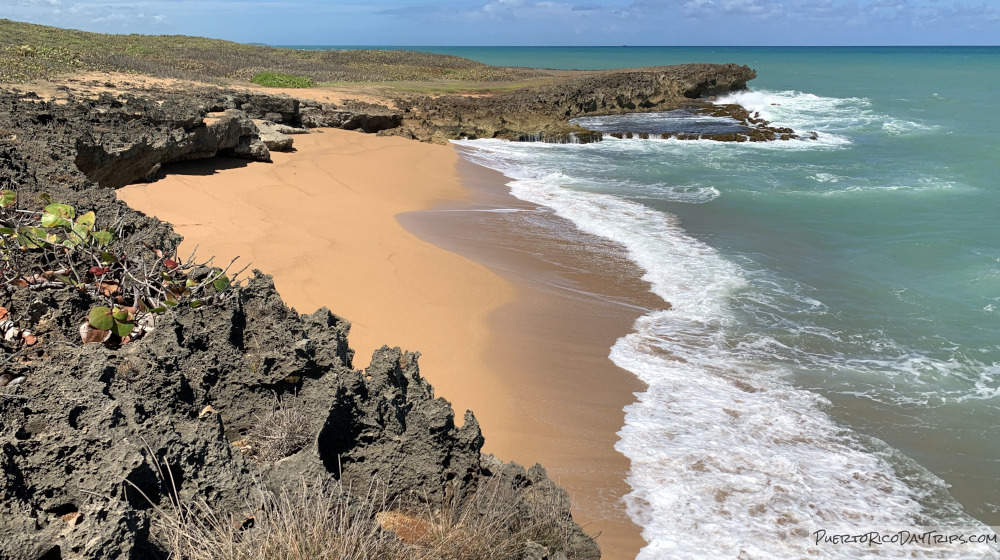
[163,258,179,270]
[0,307,7,322]
[89,266,109,276]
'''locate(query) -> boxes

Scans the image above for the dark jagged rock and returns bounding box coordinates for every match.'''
[585,102,812,143]
[298,99,404,132]
[74,108,271,190]
[0,88,404,191]
[0,87,599,559]
[393,63,758,143]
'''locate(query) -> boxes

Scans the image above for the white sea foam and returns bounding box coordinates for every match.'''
[451,137,1000,559]
[717,89,934,142]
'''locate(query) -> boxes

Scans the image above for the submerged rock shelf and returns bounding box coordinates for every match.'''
[572,103,813,143]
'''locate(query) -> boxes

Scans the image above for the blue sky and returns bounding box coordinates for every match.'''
[3,0,999,45]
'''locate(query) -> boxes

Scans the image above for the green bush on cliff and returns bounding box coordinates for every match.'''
[250,72,314,88]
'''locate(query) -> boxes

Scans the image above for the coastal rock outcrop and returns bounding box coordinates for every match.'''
[0,88,404,191]
[212,91,404,133]
[393,63,758,142]
[74,107,272,190]
[0,88,599,559]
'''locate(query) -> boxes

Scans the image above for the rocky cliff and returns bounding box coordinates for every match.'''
[0,89,597,560]
[0,61,777,559]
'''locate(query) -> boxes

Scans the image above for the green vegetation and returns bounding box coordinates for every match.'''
[250,71,315,88]
[0,190,237,347]
[0,19,539,85]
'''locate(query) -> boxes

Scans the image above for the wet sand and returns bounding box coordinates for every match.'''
[401,156,666,559]
[117,130,662,560]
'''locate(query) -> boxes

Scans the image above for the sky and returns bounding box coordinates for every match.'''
[2,0,999,46]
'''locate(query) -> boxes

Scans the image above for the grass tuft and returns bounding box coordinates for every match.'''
[243,400,313,462]
[152,480,407,560]
[150,474,582,560]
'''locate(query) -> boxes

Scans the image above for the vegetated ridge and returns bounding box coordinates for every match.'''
[0,19,798,145]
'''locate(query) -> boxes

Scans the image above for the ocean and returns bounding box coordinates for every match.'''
[312,46,1000,558]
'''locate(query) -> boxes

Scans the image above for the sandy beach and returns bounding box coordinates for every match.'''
[118,129,655,560]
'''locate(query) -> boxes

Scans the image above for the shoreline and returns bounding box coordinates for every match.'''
[400,155,669,559]
[116,128,658,560]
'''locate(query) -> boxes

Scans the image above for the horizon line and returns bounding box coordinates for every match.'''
[273,44,1000,48]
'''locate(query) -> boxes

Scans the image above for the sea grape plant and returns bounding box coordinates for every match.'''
[1,189,242,347]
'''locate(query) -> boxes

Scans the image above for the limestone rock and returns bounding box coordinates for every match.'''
[253,120,295,151]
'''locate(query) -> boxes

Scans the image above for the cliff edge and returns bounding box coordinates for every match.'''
[0,89,598,560]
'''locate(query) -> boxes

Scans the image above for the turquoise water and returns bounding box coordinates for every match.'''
[317,46,1000,557]
[452,47,1000,559]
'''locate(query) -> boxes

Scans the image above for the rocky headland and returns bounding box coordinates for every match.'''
[0,48,798,559]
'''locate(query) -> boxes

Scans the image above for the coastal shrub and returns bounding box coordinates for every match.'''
[250,72,314,88]
[0,190,241,348]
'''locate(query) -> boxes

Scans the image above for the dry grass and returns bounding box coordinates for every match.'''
[243,401,312,463]
[150,474,579,560]
[404,475,575,559]
[152,481,407,560]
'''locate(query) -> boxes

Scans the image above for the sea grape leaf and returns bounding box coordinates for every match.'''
[17,226,47,249]
[0,190,15,208]
[88,307,114,331]
[100,251,117,264]
[80,324,111,344]
[40,212,70,229]
[213,273,230,292]
[112,320,134,338]
[0,227,14,235]
[44,203,74,220]
[71,223,91,243]
[92,231,113,245]
[76,211,96,231]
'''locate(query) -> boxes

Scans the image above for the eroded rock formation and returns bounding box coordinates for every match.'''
[0,87,598,560]
[391,63,758,142]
